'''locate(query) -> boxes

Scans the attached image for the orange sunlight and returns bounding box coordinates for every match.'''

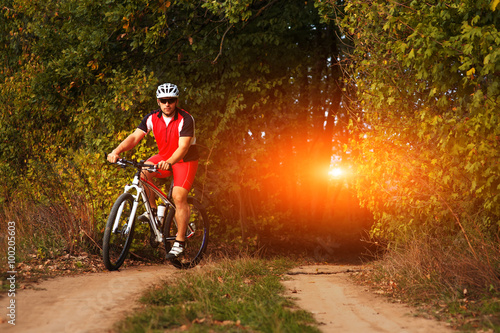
[328,167,344,179]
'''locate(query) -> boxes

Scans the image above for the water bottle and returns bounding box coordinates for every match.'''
[157,204,166,223]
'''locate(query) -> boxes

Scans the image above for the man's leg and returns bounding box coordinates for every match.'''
[172,186,189,241]
[166,160,197,259]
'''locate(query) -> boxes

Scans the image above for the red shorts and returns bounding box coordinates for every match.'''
[146,155,198,191]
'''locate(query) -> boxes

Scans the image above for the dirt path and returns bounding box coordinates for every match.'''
[283,265,454,333]
[1,264,454,333]
[0,265,177,333]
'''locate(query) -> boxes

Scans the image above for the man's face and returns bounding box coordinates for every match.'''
[158,97,178,116]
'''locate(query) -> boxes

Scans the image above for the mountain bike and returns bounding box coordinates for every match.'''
[102,158,209,270]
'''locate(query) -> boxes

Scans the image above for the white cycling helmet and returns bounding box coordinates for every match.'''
[156,83,179,98]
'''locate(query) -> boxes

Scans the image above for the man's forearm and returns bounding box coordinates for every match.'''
[112,138,135,155]
[166,146,190,165]
[112,130,145,155]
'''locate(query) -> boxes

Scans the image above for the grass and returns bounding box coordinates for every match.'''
[356,233,500,332]
[116,256,320,333]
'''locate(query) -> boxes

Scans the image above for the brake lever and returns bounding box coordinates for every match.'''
[152,167,162,174]
[144,164,160,174]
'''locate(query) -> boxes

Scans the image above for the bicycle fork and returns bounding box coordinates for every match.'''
[112,194,140,235]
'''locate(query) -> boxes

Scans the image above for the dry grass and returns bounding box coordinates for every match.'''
[357,232,500,331]
[0,187,100,269]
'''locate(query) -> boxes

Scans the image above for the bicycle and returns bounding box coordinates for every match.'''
[102,158,209,270]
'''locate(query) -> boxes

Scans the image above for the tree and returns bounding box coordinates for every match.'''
[195,0,363,239]
[1,0,368,246]
[329,0,500,241]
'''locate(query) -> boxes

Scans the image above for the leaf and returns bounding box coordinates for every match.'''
[491,0,499,11]
[466,67,475,77]
[408,48,415,59]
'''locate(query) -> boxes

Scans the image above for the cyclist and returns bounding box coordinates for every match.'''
[107,83,199,259]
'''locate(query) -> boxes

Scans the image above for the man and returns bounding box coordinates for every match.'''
[107,83,199,259]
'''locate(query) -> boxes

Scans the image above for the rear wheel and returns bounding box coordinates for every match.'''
[163,197,209,269]
[103,193,136,271]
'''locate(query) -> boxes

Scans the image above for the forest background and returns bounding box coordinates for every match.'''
[1,0,499,327]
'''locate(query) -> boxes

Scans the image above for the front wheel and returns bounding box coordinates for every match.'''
[163,197,209,269]
[103,193,136,271]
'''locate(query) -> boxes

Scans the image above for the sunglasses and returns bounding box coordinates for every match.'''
[159,98,177,104]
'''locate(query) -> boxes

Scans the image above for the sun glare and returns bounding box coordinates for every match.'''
[328,167,343,178]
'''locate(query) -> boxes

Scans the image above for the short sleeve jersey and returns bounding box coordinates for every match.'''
[138,108,199,162]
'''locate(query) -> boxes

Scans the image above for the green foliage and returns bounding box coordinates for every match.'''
[334,0,500,242]
[0,0,159,201]
[202,0,255,24]
[6,0,498,314]
[1,0,368,249]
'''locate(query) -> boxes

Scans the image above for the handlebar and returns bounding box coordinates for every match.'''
[105,153,173,173]
[117,158,159,172]
[106,155,159,173]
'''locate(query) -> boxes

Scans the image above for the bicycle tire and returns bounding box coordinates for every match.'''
[103,193,136,271]
[163,197,209,269]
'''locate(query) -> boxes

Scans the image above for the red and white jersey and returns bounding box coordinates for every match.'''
[138,108,199,162]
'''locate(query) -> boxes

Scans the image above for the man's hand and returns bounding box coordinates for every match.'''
[157,160,172,171]
[107,151,120,163]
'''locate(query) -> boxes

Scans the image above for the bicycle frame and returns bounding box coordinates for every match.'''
[110,158,197,245]
[112,168,174,244]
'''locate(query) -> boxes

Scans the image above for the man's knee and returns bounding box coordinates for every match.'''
[172,187,189,205]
